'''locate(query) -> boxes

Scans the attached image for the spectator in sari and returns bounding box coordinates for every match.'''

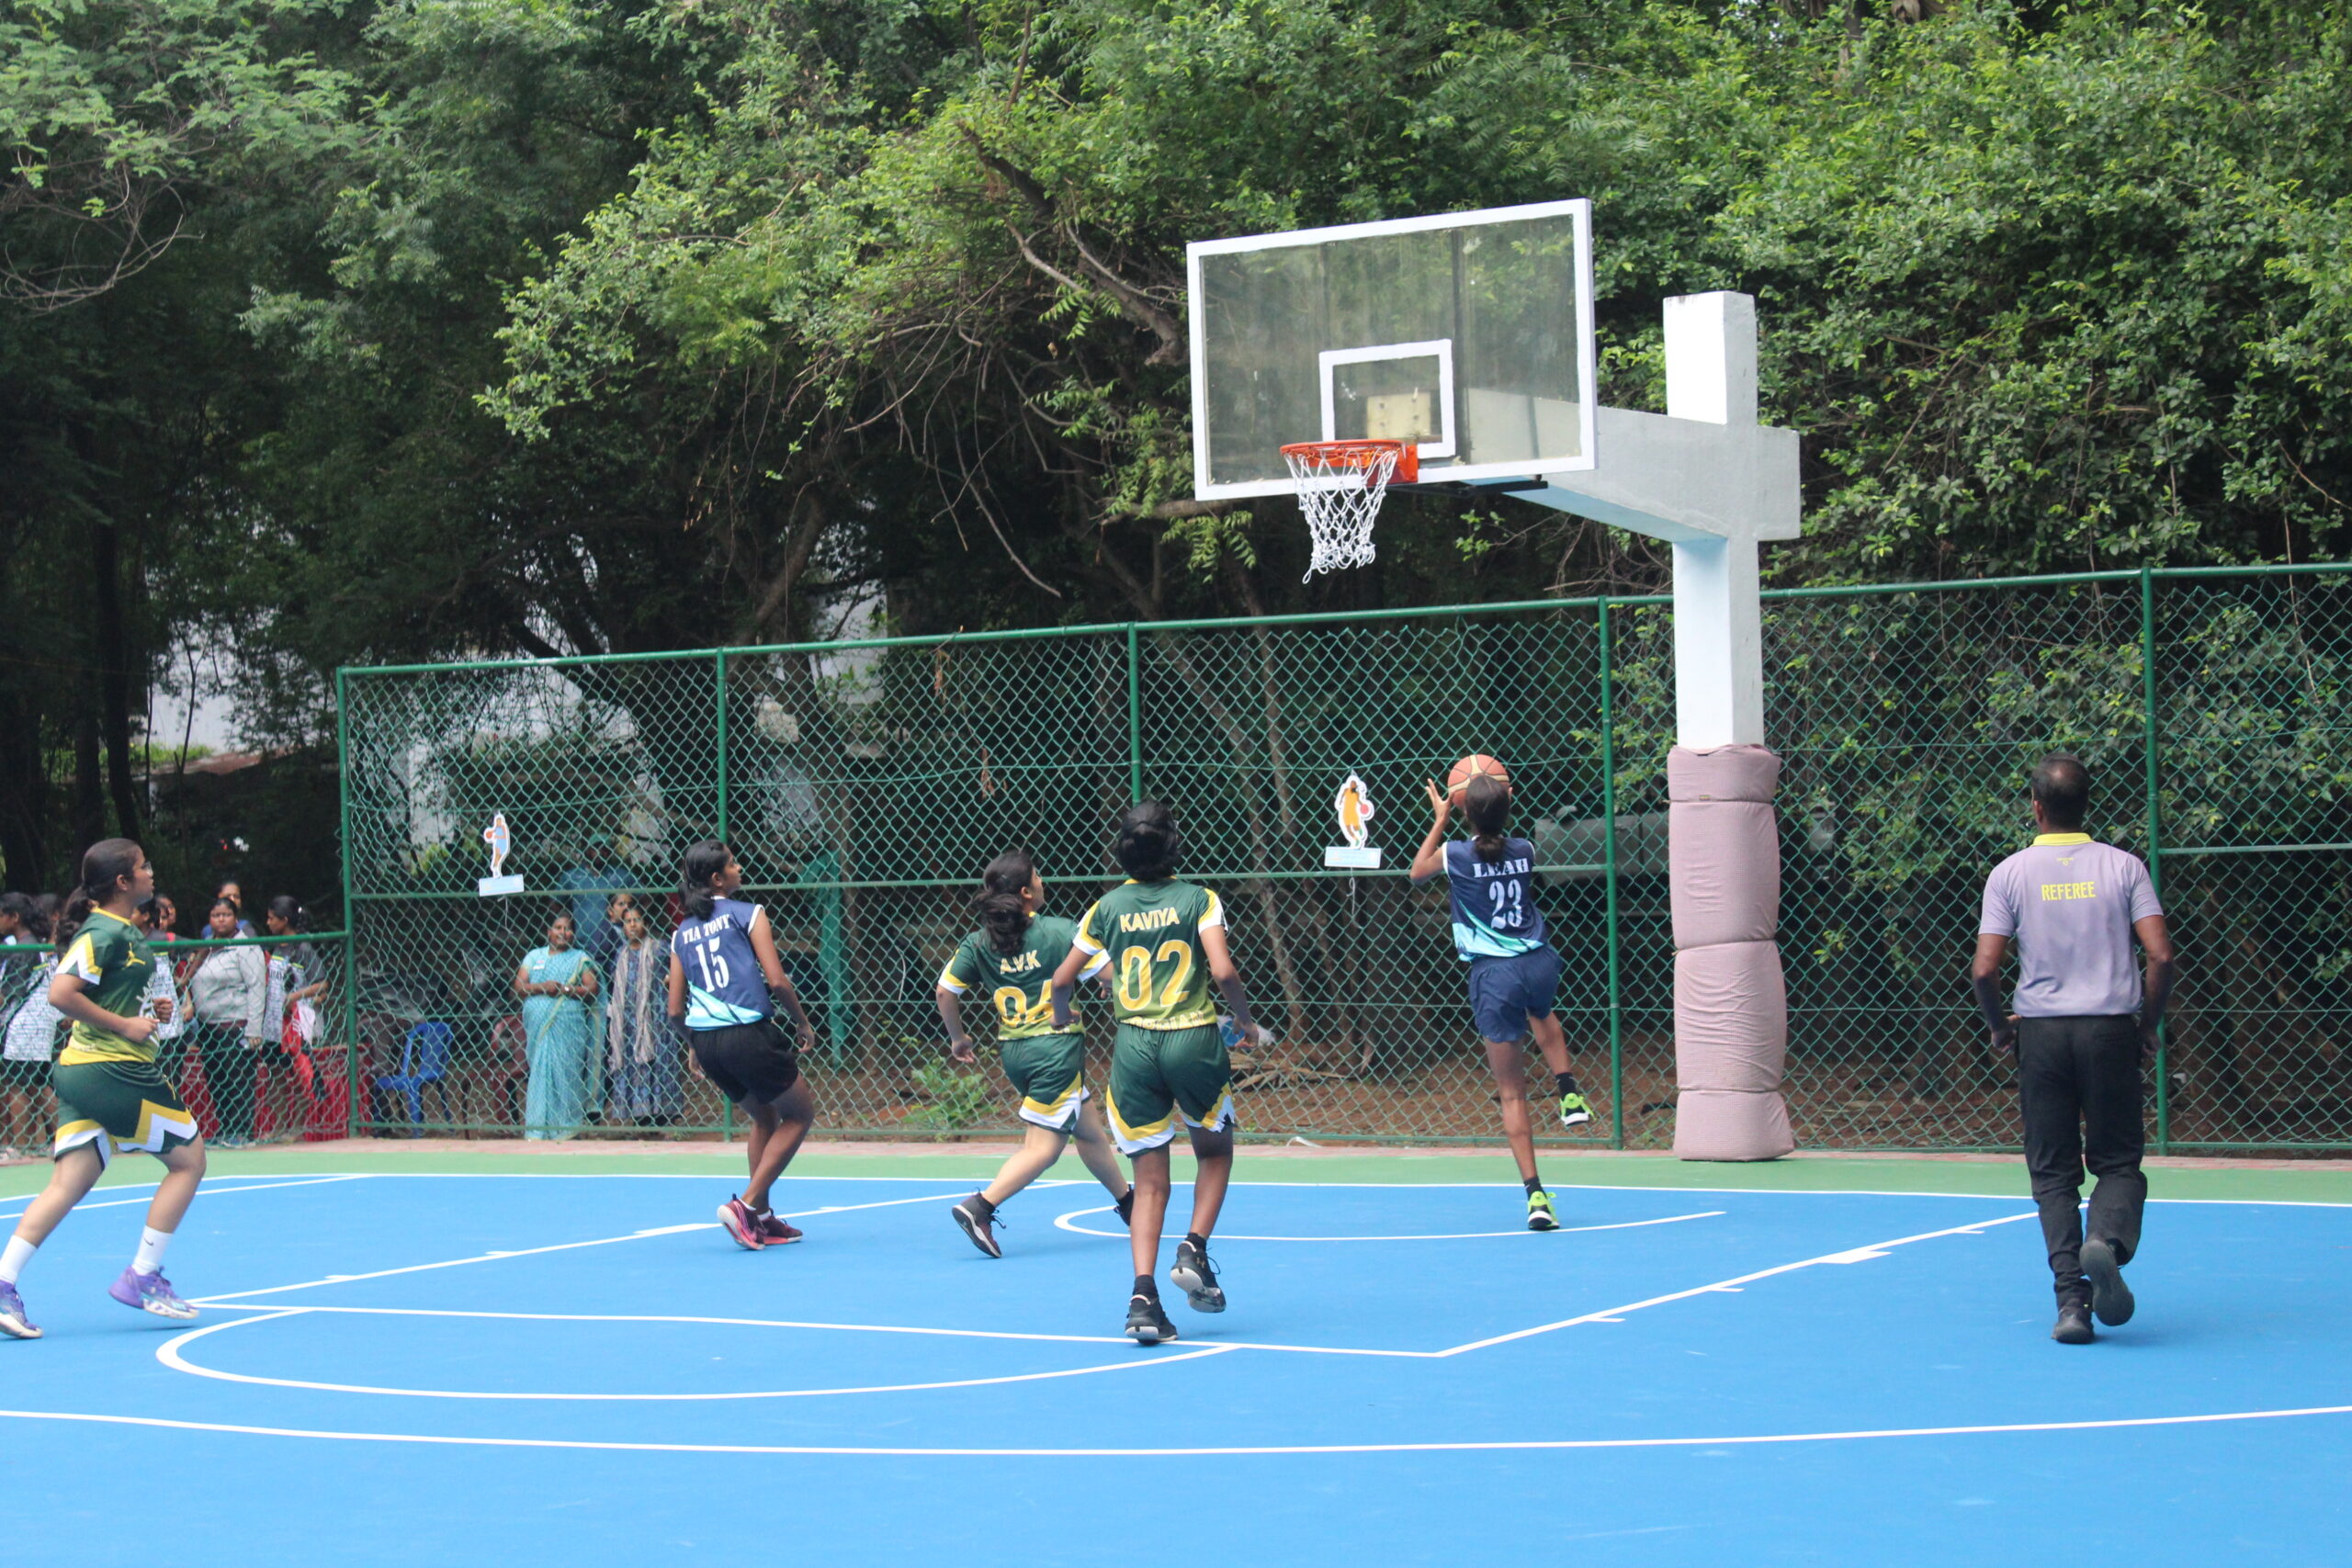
[516,911,599,1139]
[604,905,680,1128]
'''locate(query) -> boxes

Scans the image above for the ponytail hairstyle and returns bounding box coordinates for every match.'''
[1464,775,1512,864]
[679,840,732,922]
[267,893,310,932]
[1114,802,1182,881]
[58,838,142,946]
[976,850,1037,956]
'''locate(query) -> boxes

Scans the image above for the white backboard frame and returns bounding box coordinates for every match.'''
[1188,198,1598,501]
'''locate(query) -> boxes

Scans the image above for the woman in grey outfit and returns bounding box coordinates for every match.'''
[186,897,267,1145]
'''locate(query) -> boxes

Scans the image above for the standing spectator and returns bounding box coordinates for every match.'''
[515,911,599,1140]
[216,882,255,937]
[584,889,634,970]
[605,905,680,1129]
[150,896,179,943]
[0,896,55,1157]
[133,899,186,1059]
[557,840,632,958]
[1971,754,2177,1346]
[186,898,267,1147]
[265,896,326,1138]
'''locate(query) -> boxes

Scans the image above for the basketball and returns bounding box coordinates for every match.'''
[1446,753,1511,799]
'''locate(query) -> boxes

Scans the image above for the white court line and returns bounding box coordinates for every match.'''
[1436,1212,2041,1356]
[156,1309,1241,1400]
[1052,1206,1724,1242]
[5,1400,2349,1457]
[72,1169,2351,1207]
[191,1301,1432,1359]
[188,1189,977,1305]
[171,1208,2038,1366]
[0,1175,370,1224]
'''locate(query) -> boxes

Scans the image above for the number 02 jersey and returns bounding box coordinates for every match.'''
[1073,879,1224,1032]
[936,914,1107,1040]
[1442,838,1548,960]
[670,897,773,1030]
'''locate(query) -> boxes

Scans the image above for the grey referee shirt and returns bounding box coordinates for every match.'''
[1979,833,2164,1018]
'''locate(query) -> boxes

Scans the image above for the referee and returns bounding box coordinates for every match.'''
[1970,754,2177,1345]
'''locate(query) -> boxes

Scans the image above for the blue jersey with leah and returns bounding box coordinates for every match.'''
[671,897,771,1029]
[1442,838,1548,960]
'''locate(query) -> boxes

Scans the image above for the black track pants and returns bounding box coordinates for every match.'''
[2017,1014,2146,1306]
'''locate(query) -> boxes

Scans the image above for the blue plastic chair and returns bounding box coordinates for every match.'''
[375,1021,455,1134]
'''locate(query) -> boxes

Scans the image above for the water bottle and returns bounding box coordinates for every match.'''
[1219,1015,1273,1052]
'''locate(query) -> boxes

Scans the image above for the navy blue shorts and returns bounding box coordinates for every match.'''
[1465,947,1561,1043]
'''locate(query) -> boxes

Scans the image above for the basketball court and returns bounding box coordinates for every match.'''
[3,1146,2346,1565]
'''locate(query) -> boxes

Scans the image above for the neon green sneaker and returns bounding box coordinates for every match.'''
[1526,1190,1559,1231]
[1559,1091,1593,1130]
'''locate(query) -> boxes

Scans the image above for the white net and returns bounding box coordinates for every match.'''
[1283,442,1402,581]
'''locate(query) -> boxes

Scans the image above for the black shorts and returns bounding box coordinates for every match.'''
[690,1020,800,1107]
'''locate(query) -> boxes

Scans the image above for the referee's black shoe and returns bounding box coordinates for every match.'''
[2081,1238,2136,1326]
[2052,1301,2095,1345]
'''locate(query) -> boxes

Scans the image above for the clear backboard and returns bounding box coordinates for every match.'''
[1188,199,1596,501]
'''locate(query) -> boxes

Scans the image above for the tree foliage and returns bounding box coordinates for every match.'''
[11,0,2352,895]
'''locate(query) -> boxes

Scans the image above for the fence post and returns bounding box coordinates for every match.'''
[335,666,361,1139]
[714,649,729,841]
[2141,566,2169,1156]
[1598,599,1625,1150]
[1125,625,1143,801]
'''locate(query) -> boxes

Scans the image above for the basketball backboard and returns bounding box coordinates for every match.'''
[1188,199,1596,500]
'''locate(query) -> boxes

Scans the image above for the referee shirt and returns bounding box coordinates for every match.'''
[1979,832,2164,1018]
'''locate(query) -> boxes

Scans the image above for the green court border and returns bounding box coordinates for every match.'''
[8,1145,2350,1205]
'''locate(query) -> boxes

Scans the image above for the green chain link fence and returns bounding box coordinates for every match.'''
[334,563,2352,1152]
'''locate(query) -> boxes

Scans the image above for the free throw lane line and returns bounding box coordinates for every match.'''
[1437,1210,2041,1355]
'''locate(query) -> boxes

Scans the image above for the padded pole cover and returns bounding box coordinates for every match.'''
[1668,744,1794,1160]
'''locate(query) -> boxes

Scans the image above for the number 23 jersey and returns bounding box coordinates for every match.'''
[1442,838,1548,960]
[1073,879,1224,1031]
[671,897,773,1029]
[936,915,1107,1040]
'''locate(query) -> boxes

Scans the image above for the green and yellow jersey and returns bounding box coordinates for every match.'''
[938,914,1106,1040]
[56,908,158,1066]
[1073,879,1224,1032]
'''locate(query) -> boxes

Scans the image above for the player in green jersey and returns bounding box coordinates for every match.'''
[936,850,1136,1258]
[1051,802,1265,1345]
[0,840,208,1339]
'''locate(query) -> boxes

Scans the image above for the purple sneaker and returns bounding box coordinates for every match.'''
[107,1267,198,1321]
[0,1280,39,1339]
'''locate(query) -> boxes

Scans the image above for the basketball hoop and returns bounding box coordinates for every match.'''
[1282,439,1419,581]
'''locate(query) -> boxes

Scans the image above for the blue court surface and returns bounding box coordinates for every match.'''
[4,1170,2347,1565]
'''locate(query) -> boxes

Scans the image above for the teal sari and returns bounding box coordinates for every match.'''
[521,945,597,1140]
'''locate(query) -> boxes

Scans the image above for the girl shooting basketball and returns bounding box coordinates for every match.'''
[666,840,820,1249]
[1409,759,1593,1231]
[936,851,1134,1257]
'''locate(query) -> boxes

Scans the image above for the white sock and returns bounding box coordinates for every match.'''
[132,1225,172,1275]
[0,1235,35,1285]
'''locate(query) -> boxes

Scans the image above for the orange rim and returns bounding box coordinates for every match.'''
[1279,439,1419,484]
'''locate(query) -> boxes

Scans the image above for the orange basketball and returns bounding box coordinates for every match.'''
[1446,753,1511,799]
